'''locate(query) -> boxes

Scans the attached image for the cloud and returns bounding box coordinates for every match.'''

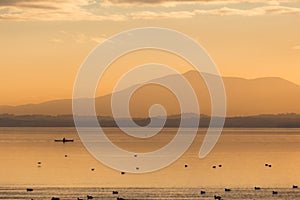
[0,0,126,21]
[72,33,109,43]
[51,31,108,44]
[129,6,300,19]
[103,0,296,7]
[201,5,300,15]
[91,36,108,43]
[129,10,195,19]
[0,0,299,21]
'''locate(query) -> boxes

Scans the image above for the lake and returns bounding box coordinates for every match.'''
[1,127,300,199]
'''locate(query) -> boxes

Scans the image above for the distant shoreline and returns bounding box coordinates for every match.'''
[0,113,299,128]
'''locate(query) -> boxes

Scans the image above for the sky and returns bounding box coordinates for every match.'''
[0,0,300,105]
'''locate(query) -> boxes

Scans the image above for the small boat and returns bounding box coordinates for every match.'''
[272,191,278,195]
[54,137,74,143]
[77,198,83,200]
[200,190,205,195]
[225,188,231,192]
[26,188,33,192]
[112,191,119,195]
[117,197,125,200]
[254,187,261,190]
[293,185,298,189]
[51,197,60,200]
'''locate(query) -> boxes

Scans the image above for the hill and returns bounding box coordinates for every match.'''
[1,71,300,116]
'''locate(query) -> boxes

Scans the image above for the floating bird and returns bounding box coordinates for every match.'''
[184,164,188,168]
[269,165,272,168]
[51,197,60,200]
[64,155,68,157]
[26,188,33,192]
[91,168,95,171]
[272,191,278,195]
[121,172,125,175]
[37,162,42,165]
[212,166,216,169]
[214,195,222,200]
[254,187,261,190]
[218,164,222,168]
[87,195,93,199]
[265,163,269,167]
[112,191,119,195]
[200,191,205,195]
[54,137,74,143]
[293,185,298,189]
[225,188,231,192]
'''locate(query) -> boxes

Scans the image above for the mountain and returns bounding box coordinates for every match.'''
[1,70,300,116]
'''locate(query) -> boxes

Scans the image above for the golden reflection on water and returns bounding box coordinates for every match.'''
[0,127,300,188]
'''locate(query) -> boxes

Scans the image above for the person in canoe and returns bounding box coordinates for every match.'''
[54,137,74,143]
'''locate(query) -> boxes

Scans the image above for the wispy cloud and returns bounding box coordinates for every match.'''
[129,10,195,19]
[51,31,108,44]
[0,0,299,21]
[130,6,300,19]
[103,0,296,7]
[73,33,108,44]
[198,5,300,16]
[0,0,126,21]
[91,36,108,43]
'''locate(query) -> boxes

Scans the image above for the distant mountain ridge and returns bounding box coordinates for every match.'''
[1,113,299,128]
[1,71,300,116]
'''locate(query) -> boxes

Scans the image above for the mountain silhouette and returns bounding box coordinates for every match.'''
[1,70,300,116]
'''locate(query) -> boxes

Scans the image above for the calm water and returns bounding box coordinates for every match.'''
[1,127,300,199]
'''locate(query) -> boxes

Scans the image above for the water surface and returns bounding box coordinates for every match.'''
[1,128,300,199]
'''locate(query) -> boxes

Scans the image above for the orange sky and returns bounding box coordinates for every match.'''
[0,0,300,105]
